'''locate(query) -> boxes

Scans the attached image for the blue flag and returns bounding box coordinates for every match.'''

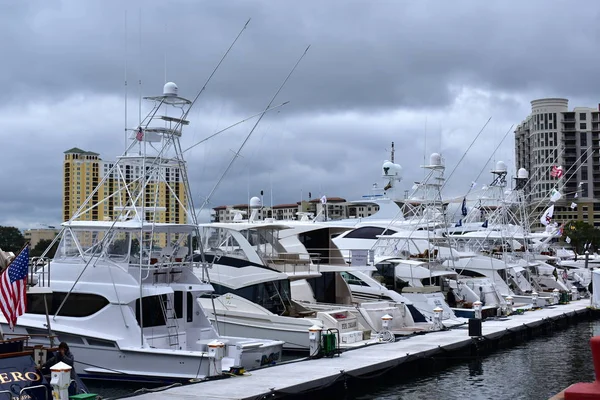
[481,220,488,228]
[455,219,462,227]
[461,197,468,217]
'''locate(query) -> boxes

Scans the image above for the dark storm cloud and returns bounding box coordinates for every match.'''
[2,0,600,228]
[3,0,600,113]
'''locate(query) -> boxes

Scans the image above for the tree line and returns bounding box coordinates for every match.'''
[0,226,57,257]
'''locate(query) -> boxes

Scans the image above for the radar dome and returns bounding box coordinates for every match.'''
[429,153,442,166]
[250,196,262,209]
[163,82,178,97]
[382,161,402,178]
[517,168,529,179]
[495,161,507,172]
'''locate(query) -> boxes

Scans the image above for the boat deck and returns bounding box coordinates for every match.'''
[134,299,592,400]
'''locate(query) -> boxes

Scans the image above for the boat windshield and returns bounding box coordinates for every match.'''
[239,228,287,259]
[55,228,189,264]
[201,227,249,261]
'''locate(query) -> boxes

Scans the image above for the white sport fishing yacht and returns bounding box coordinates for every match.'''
[12,82,283,383]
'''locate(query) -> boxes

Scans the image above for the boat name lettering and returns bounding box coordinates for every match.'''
[0,371,40,384]
[260,352,280,366]
[341,321,357,330]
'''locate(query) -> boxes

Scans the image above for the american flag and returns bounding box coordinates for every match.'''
[136,126,144,141]
[550,165,564,178]
[0,246,29,329]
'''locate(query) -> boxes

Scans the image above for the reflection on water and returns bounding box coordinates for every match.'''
[354,319,598,400]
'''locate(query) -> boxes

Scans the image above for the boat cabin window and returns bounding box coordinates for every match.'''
[174,291,183,319]
[307,273,336,304]
[497,269,507,282]
[210,281,291,315]
[458,269,487,278]
[187,292,193,322]
[344,227,397,240]
[421,276,442,286]
[373,263,395,287]
[27,292,109,317]
[136,295,167,328]
[339,271,370,287]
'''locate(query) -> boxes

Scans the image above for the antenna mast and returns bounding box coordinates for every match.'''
[138,8,142,126]
[124,10,128,152]
[390,141,395,163]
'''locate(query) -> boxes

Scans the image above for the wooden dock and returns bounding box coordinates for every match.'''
[134,299,592,400]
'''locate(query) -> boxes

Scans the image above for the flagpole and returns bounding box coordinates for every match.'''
[2,242,29,273]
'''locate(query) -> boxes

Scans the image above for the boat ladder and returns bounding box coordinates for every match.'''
[160,294,180,349]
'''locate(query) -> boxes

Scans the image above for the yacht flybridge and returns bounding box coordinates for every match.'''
[12,82,283,383]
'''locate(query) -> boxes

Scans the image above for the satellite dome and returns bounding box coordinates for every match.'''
[382,161,403,178]
[495,161,507,172]
[429,153,442,166]
[517,168,529,179]
[250,196,262,209]
[163,82,178,97]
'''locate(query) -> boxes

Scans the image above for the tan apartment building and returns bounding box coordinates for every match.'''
[63,148,186,225]
[23,227,59,248]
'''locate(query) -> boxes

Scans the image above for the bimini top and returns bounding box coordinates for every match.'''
[62,220,198,234]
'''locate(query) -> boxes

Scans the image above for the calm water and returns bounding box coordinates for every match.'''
[83,319,600,399]
[351,319,600,400]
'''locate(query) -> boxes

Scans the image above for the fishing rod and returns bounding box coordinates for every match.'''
[134,18,251,140]
[449,123,514,223]
[526,145,593,225]
[182,101,290,154]
[181,18,251,125]
[440,117,492,192]
[196,45,311,217]
[370,118,490,240]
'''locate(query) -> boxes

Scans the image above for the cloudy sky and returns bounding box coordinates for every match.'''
[2,0,600,229]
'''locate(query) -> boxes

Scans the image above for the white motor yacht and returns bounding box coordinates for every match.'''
[14,82,283,383]
[196,223,398,350]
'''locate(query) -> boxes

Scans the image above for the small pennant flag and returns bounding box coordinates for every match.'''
[481,220,488,228]
[470,181,477,189]
[566,236,572,244]
[575,193,579,199]
[540,204,555,226]
[455,219,462,227]
[550,188,562,202]
[136,126,144,141]
[461,198,468,217]
[571,202,577,210]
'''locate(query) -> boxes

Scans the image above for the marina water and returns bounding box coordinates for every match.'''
[352,319,599,400]
[86,318,599,400]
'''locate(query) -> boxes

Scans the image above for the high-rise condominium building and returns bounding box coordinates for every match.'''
[63,148,186,224]
[515,98,600,228]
